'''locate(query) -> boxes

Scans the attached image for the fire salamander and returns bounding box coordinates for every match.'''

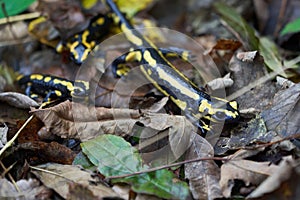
[112,47,194,77]
[103,0,240,134]
[17,74,89,102]
[56,14,111,64]
[55,13,190,65]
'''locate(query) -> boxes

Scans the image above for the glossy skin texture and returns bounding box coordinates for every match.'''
[56,14,111,64]
[18,74,89,102]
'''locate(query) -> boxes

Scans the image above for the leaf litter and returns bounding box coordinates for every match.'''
[1,1,300,199]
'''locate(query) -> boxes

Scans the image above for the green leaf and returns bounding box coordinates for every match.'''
[122,170,190,199]
[0,0,36,18]
[81,134,189,199]
[214,2,259,50]
[73,152,96,171]
[258,37,287,77]
[81,134,142,176]
[280,18,300,36]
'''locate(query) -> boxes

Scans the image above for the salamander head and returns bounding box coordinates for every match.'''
[71,80,90,99]
[210,100,240,123]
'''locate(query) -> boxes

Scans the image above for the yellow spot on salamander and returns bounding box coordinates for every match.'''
[147,69,152,75]
[96,17,104,25]
[229,101,238,110]
[31,74,44,80]
[53,79,74,91]
[44,77,51,82]
[156,67,200,100]
[170,97,187,110]
[121,24,143,46]
[16,74,24,81]
[126,51,142,62]
[182,51,189,61]
[69,41,80,60]
[198,99,213,114]
[143,51,157,66]
[28,17,47,32]
[54,90,62,97]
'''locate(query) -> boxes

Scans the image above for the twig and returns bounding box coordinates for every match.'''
[0,161,20,192]
[0,12,40,25]
[30,165,74,182]
[243,133,300,150]
[106,156,228,179]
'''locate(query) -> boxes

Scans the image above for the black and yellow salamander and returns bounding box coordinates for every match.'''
[103,0,240,134]
[56,14,111,64]
[17,74,89,102]
[111,47,194,77]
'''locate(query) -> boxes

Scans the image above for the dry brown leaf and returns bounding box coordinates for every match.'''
[209,39,242,52]
[184,134,222,200]
[236,51,258,62]
[247,156,297,198]
[32,163,119,199]
[31,100,140,141]
[67,183,98,200]
[261,83,300,138]
[0,22,28,41]
[0,92,39,109]
[18,141,76,164]
[206,73,233,90]
[32,101,196,147]
[220,159,279,197]
[0,178,52,199]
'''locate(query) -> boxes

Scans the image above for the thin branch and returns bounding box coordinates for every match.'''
[30,166,74,182]
[0,12,40,25]
[106,156,228,179]
[0,161,20,192]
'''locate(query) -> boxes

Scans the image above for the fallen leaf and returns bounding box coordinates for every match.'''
[81,134,190,199]
[0,21,29,41]
[206,73,234,90]
[220,159,279,197]
[31,100,141,141]
[261,83,300,138]
[228,52,278,110]
[67,183,98,200]
[0,92,39,109]
[209,39,242,52]
[247,156,297,199]
[17,117,43,143]
[18,141,76,164]
[32,163,118,199]
[0,178,52,199]
[184,134,222,200]
[32,99,198,159]
[236,51,258,62]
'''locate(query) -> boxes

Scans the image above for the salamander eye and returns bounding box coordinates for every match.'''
[213,111,227,121]
[72,87,86,96]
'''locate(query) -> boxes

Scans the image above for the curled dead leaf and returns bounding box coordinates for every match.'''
[184,134,222,200]
[32,163,118,199]
[220,159,279,197]
[0,92,39,109]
